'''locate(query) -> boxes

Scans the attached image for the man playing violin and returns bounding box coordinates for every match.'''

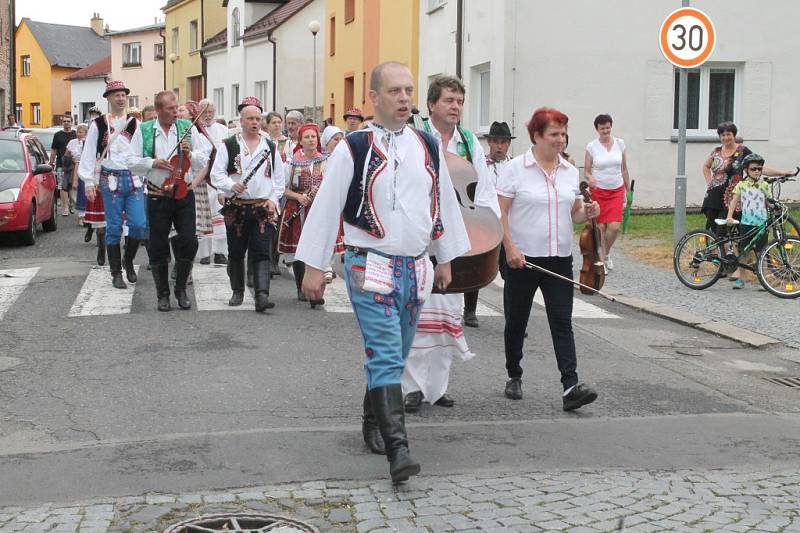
[210,96,285,313]
[127,90,212,311]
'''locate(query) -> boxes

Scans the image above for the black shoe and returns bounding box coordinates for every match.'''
[434,393,454,407]
[174,259,193,310]
[362,388,386,455]
[96,232,106,266]
[310,298,325,308]
[463,312,479,328]
[84,225,94,243]
[199,256,211,265]
[151,263,171,312]
[563,383,597,412]
[227,257,245,306]
[213,253,227,265]
[370,384,421,483]
[229,291,244,306]
[123,238,140,283]
[108,244,127,289]
[404,391,423,413]
[505,378,522,400]
[297,289,308,302]
[254,260,275,312]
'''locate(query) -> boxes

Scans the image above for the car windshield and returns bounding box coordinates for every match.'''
[30,130,56,150]
[0,140,26,172]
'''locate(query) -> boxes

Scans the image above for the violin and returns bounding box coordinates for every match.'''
[161,143,189,200]
[578,182,605,295]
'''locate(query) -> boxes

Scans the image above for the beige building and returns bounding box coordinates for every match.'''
[108,23,165,110]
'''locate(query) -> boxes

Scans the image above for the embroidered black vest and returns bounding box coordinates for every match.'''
[94,115,138,158]
[223,135,276,175]
[342,128,444,240]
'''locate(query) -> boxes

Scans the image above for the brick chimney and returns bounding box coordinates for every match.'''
[90,13,104,36]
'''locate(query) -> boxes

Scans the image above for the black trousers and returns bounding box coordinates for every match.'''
[224,204,272,262]
[502,255,578,390]
[147,192,198,265]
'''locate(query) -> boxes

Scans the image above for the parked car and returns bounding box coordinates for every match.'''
[0,130,58,245]
[24,127,61,161]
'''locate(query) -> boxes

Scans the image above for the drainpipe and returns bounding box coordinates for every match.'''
[10,0,16,121]
[268,32,276,111]
[201,0,206,98]
[455,0,463,78]
[160,26,166,90]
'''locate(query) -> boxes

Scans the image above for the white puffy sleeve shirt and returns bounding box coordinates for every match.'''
[210,135,285,204]
[295,126,470,271]
[496,147,580,258]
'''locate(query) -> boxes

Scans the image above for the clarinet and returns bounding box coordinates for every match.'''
[282,183,321,227]
[219,149,270,215]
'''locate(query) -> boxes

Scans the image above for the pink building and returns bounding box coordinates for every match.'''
[108,23,165,110]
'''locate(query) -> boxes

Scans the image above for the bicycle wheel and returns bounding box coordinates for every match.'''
[673,229,724,289]
[756,238,800,298]
[784,214,800,239]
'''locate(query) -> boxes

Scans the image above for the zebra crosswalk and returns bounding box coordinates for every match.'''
[0,265,618,320]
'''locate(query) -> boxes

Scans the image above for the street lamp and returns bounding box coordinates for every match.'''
[308,20,320,124]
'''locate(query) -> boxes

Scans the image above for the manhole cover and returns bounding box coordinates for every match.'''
[164,513,318,533]
[763,376,800,389]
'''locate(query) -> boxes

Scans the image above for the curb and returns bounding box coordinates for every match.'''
[608,293,783,349]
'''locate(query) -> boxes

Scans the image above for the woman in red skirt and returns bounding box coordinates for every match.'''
[583,114,631,273]
[278,123,344,302]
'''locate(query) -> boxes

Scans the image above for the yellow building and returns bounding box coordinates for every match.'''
[15,16,109,127]
[324,0,419,126]
[162,0,226,101]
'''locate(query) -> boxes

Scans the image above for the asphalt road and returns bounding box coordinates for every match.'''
[1,217,800,507]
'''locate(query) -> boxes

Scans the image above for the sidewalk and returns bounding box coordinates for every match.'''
[2,468,799,532]
[603,241,800,350]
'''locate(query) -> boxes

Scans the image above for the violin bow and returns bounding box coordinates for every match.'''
[165,103,211,160]
[523,261,617,302]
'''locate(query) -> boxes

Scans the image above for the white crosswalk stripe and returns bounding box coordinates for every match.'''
[492,276,619,319]
[192,264,254,311]
[68,266,140,317]
[0,268,39,320]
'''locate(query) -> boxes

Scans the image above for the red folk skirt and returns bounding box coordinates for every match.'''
[278,198,344,256]
[590,184,625,224]
[83,192,106,227]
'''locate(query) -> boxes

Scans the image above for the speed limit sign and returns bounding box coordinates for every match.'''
[659,7,716,68]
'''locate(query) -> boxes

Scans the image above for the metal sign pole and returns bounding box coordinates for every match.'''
[673,0,690,244]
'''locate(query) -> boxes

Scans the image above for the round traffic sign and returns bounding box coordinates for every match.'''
[659,7,716,68]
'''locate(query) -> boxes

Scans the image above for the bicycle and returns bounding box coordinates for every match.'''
[765,172,800,238]
[673,174,800,298]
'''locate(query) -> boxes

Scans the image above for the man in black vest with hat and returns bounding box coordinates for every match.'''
[483,121,515,186]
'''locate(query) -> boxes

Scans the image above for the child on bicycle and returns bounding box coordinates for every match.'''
[726,153,770,289]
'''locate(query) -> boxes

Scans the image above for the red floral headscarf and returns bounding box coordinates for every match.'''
[294,123,322,154]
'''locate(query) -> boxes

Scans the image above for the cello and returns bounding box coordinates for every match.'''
[577,181,605,295]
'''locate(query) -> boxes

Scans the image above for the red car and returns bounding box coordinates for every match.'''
[0,130,58,244]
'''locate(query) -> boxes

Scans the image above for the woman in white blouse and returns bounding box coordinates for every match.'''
[496,107,599,412]
[583,114,630,272]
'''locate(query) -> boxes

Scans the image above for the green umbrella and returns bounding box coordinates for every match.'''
[621,179,635,234]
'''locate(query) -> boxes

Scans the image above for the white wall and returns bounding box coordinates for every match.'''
[69,78,107,124]
[204,50,229,119]
[244,36,274,111]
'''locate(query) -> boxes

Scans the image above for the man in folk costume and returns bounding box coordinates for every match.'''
[282,110,304,163]
[126,91,212,311]
[196,99,229,266]
[483,121,515,185]
[297,62,469,482]
[78,80,146,289]
[343,107,365,133]
[211,97,285,313]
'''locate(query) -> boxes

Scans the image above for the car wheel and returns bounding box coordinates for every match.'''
[19,202,36,246]
[42,192,57,232]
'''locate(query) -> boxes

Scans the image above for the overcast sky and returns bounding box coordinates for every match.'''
[16,0,167,31]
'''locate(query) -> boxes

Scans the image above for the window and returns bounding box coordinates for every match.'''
[21,55,31,76]
[472,64,491,132]
[673,65,739,133]
[344,75,354,111]
[255,81,269,110]
[15,103,21,122]
[154,42,164,60]
[171,27,179,54]
[427,0,446,13]
[31,103,41,125]
[329,16,335,56]
[231,84,239,116]
[80,102,95,122]
[213,87,224,117]
[189,20,199,51]
[122,42,142,67]
[127,96,139,109]
[345,0,355,23]
[232,8,241,46]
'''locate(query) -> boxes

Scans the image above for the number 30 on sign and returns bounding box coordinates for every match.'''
[659,7,716,68]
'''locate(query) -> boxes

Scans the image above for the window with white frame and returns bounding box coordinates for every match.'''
[31,103,41,125]
[21,55,31,76]
[232,8,241,46]
[171,27,179,55]
[231,84,240,115]
[122,42,142,67]
[427,0,446,13]
[189,20,199,51]
[127,96,139,109]
[255,81,269,111]
[673,64,739,134]
[15,104,22,122]
[471,64,491,132]
[154,42,164,60]
[213,87,224,117]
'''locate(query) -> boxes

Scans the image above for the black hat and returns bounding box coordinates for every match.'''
[483,121,515,139]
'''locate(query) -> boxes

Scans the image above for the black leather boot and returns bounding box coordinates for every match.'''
[254,260,275,312]
[84,224,94,243]
[151,263,171,311]
[227,258,245,306]
[96,230,106,266]
[463,290,479,327]
[363,387,386,455]
[369,384,421,483]
[174,259,193,310]
[107,244,126,289]
[123,237,140,283]
[292,262,307,301]
[247,253,255,288]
